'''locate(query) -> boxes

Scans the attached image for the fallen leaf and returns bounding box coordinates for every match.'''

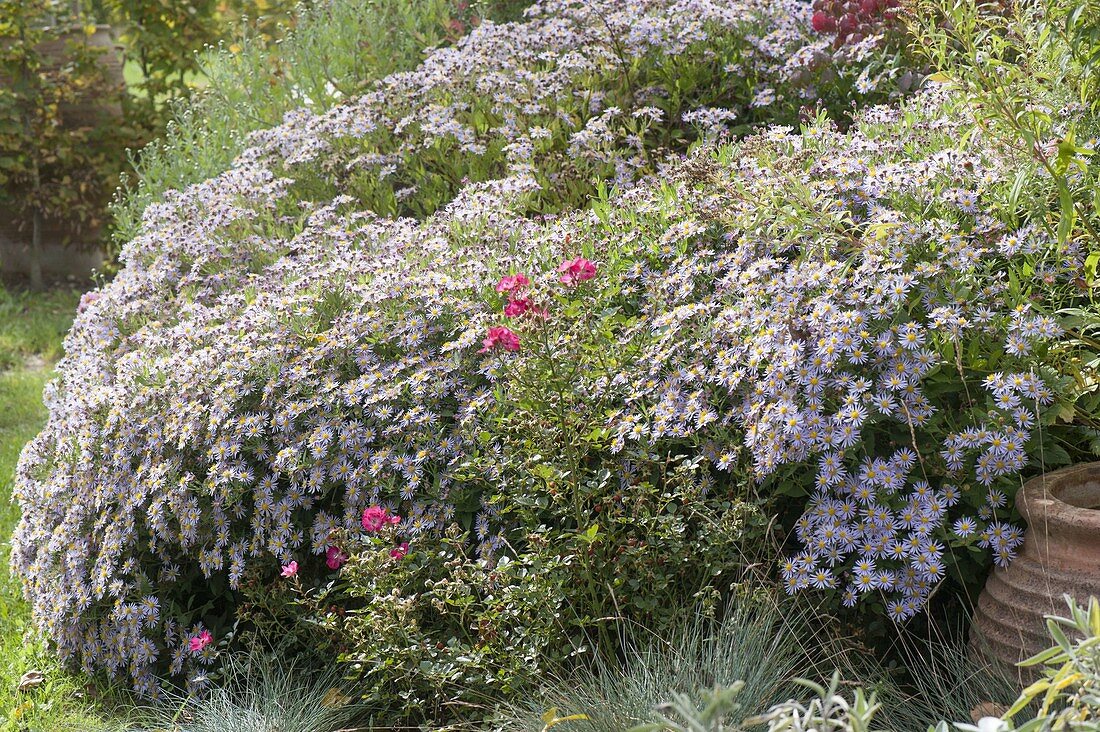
[971,702,1007,722]
[18,670,45,692]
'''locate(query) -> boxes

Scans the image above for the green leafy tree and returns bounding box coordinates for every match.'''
[104,0,222,131]
[0,0,124,288]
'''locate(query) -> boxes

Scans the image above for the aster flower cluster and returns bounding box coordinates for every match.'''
[7,0,1088,696]
[600,87,1085,621]
[240,0,905,218]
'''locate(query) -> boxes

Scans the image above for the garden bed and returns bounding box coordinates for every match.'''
[3,0,1100,730]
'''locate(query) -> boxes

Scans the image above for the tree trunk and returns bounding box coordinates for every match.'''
[29,207,44,291]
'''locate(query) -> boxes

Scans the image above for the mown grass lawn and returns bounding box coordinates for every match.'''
[0,288,84,371]
[0,287,114,731]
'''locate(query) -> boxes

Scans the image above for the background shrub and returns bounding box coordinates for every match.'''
[111,0,540,247]
[0,0,128,288]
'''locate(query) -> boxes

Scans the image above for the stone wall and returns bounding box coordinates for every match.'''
[0,219,105,281]
[0,25,120,282]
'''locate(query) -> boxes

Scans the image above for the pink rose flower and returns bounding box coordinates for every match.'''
[390,542,409,560]
[495,273,530,293]
[280,561,298,578]
[479,326,521,353]
[361,505,400,533]
[326,546,348,570]
[558,257,596,285]
[811,10,836,33]
[504,297,533,318]
[188,630,213,653]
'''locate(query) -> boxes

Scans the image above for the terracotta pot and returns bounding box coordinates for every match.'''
[973,462,1100,670]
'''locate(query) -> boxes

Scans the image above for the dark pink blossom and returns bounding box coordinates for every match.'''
[495,273,530,293]
[326,546,348,570]
[479,326,521,353]
[390,542,409,560]
[557,256,596,285]
[504,297,533,318]
[188,630,213,653]
[361,505,400,533]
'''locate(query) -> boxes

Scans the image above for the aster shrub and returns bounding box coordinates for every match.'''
[111,0,528,248]
[9,0,913,699]
[13,77,1098,709]
[11,0,1100,717]
[240,0,912,220]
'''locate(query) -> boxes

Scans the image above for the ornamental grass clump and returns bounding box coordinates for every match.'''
[126,650,363,732]
[495,599,807,732]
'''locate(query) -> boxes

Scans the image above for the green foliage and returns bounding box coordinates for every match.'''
[471,266,772,627]
[103,0,223,130]
[110,0,523,248]
[0,0,126,283]
[240,478,768,725]
[614,670,889,732]
[105,0,324,128]
[1058,0,1100,113]
[333,527,574,721]
[123,651,363,732]
[748,673,884,732]
[496,606,1027,732]
[214,0,309,49]
[1004,596,1100,732]
[496,599,807,732]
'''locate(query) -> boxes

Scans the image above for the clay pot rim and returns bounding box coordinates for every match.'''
[1018,462,1100,532]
